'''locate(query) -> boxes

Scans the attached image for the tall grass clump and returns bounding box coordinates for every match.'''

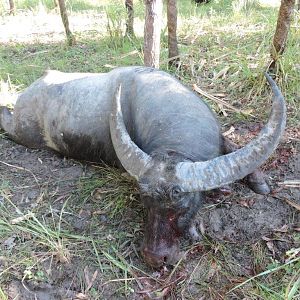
[16,0,56,11]
[105,2,127,49]
[66,0,97,12]
[232,0,260,13]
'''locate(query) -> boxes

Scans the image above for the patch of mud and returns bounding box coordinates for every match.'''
[200,125,300,243]
[0,137,87,208]
[202,194,297,242]
[6,280,77,300]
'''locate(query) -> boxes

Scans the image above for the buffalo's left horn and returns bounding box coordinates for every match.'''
[176,73,286,192]
[110,85,154,179]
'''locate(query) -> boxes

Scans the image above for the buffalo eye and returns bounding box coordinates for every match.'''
[171,186,182,199]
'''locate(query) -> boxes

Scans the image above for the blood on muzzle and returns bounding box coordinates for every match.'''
[141,207,181,267]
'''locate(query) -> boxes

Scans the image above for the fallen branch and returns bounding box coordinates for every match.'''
[160,53,188,65]
[223,126,235,137]
[103,64,116,69]
[118,50,139,59]
[278,180,300,188]
[192,84,254,116]
[11,212,35,224]
[22,50,49,60]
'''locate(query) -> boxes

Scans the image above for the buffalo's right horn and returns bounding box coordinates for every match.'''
[176,73,286,192]
[110,85,154,179]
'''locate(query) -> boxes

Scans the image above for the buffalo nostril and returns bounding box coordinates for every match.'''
[142,248,167,267]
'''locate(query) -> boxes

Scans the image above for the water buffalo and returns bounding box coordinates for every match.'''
[194,0,211,4]
[0,67,286,268]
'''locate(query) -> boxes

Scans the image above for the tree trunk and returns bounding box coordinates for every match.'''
[125,0,134,36]
[144,0,163,68]
[270,0,295,70]
[297,0,300,10]
[167,0,179,66]
[57,0,75,46]
[9,0,15,15]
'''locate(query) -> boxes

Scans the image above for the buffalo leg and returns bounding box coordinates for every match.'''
[223,136,271,195]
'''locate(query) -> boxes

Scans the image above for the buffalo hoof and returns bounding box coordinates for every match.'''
[0,107,10,128]
[245,171,271,195]
[248,181,271,195]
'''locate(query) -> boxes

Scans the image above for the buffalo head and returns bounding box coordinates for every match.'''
[109,73,286,268]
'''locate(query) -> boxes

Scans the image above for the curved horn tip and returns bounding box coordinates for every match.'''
[113,84,122,114]
[116,84,122,97]
[109,83,154,179]
[264,72,275,86]
[264,72,286,111]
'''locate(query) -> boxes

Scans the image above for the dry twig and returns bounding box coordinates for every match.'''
[0,160,39,185]
[278,180,300,188]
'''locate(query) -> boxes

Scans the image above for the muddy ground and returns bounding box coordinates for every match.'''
[0,123,299,299]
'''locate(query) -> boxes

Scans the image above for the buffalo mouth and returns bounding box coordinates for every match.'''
[141,240,180,268]
[141,207,182,268]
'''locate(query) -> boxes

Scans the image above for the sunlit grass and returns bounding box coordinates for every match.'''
[1,0,298,120]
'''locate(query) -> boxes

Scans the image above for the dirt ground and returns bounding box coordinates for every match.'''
[0,122,299,299]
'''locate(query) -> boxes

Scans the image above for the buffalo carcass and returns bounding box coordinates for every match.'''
[0,67,286,268]
[194,0,211,4]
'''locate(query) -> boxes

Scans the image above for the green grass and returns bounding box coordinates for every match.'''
[0,1,298,121]
[1,0,117,13]
[0,166,143,298]
[0,0,299,299]
[78,165,139,217]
